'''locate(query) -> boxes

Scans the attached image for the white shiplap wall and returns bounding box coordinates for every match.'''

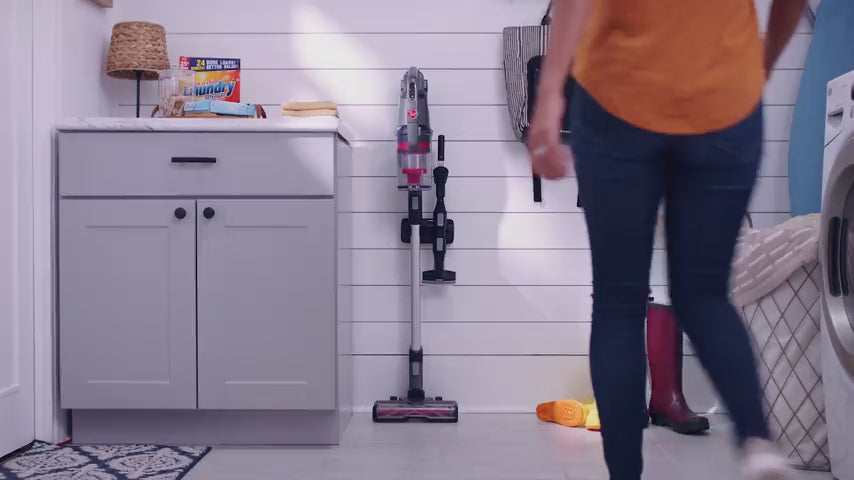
[61,0,113,117]
[101,0,808,413]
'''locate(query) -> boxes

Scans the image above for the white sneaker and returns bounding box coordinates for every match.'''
[739,438,794,480]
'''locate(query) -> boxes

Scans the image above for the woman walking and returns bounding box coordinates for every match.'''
[527,0,807,479]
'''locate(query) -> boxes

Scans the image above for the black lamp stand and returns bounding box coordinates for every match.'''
[134,70,143,118]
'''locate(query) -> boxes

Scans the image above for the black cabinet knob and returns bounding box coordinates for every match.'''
[203,207,216,219]
[174,207,187,219]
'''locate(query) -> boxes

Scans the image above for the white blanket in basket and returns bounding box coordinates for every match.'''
[730,214,820,308]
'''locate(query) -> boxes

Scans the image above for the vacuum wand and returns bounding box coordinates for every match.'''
[410,224,422,352]
[408,190,424,401]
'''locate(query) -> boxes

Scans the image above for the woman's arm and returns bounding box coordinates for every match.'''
[526,0,593,179]
[536,0,593,97]
[764,0,808,75]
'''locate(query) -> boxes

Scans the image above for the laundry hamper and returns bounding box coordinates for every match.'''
[733,214,830,471]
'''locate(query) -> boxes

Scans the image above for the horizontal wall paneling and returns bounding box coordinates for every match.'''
[105,0,798,413]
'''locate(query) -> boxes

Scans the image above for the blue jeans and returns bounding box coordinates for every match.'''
[570,85,770,480]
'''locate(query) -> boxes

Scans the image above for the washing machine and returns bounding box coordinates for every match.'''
[821,69,854,480]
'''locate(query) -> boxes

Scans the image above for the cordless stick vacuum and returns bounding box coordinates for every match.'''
[372,67,459,423]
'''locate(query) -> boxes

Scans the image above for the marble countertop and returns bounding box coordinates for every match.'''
[56,116,354,143]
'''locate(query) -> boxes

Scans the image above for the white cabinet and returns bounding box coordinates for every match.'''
[56,123,353,445]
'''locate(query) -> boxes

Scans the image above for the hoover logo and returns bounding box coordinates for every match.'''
[408,109,418,120]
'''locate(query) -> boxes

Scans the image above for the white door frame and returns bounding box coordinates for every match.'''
[1,0,36,455]
[31,0,115,442]
[32,0,68,444]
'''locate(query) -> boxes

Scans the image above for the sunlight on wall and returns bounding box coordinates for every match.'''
[287,3,388,140]
[497,211,569,249]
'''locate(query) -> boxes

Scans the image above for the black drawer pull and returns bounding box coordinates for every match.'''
[171,157,217,164]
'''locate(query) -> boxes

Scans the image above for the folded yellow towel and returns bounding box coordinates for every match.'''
[281,109,338,118]
[281,109,339,118]
[281,101,337,111]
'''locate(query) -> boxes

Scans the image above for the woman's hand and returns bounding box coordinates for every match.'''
[527,89,572,179]
[525,0,591,179]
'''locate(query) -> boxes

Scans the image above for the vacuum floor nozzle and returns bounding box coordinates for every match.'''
[372,397,459,423]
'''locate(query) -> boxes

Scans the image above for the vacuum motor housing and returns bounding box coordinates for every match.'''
[396,67,432,191]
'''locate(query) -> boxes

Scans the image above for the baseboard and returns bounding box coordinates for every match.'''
[71,409,343,446]
[352,406,728,415]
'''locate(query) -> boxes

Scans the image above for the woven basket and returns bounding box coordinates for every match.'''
[741,262,830,471]
[106,22,169,80]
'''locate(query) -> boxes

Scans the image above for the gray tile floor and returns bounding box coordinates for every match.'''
[184,414,833,480]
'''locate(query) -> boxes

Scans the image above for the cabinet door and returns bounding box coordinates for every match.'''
[197,199,336,410]
[59,200,197,409]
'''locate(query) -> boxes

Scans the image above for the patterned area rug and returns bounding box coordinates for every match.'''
[0,441,210,480]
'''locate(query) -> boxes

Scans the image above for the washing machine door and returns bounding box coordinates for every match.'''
[821,133,854,378]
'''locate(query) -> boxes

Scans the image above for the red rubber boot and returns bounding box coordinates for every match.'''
[647,301,710,435]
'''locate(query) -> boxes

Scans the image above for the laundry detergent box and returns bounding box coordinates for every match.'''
[179,56,241,102]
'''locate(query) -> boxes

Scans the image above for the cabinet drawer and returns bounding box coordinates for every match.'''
[59,132,335,197]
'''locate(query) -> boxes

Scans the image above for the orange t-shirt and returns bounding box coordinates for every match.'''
[572,0,765,135]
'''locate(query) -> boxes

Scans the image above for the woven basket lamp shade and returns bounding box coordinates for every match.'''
[106,22,169,117]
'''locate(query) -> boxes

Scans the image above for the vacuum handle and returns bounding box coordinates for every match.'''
[407,74,419,150]
[438,135,445,163]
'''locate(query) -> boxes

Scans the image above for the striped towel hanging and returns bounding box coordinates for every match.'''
[502,4,552,142]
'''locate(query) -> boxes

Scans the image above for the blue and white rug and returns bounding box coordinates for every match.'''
[0,441,210,480]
